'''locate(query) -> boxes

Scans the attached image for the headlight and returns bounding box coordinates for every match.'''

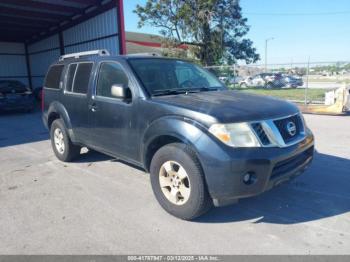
[209,123,261,147]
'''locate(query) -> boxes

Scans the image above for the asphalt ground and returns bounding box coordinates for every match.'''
[0,110,349,254]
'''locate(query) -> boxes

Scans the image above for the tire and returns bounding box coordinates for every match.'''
[240,83,248,88]
[50,119,81,162]
[265,82,273,89]
[150,143,212,220]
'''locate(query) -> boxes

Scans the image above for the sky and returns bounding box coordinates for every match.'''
[123,0,350,65]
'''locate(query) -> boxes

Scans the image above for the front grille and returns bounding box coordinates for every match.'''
[274,114,304,144]
[270,146,313,180]
[251,122,270,145]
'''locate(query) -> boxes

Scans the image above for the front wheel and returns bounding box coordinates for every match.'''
[150,143,212,220]
[50,119,81,162]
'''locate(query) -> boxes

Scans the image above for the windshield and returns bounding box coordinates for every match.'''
[128,58,226,96]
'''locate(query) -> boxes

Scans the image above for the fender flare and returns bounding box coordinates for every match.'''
[141,115,209,168]
[47,102,76,141]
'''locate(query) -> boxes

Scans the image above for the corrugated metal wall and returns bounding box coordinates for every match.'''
[28,34,60,88]
[27,7,120,88]
[63,8,118,49]
[64,8,119,55]
[65,37,119,56]
[0,42,29,85]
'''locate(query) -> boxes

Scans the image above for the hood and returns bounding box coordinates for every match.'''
[152,90,299,123]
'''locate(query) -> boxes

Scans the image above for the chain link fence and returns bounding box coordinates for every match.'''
[206,61,350,105]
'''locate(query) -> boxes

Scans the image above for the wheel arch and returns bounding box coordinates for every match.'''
[144,135,184,172]
[47,111,60,129]
[47,102,76,141]
[141,117,207,172]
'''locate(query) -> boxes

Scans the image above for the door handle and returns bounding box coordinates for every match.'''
[89,103,98,112]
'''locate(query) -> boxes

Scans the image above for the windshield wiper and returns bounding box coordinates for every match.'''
[189,86,220,92]
[152,89,189,96]
[152,87,220,96]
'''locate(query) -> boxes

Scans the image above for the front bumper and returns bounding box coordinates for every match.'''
[197,131,314,206]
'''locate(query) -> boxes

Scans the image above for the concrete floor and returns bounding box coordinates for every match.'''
[0,110,349,254]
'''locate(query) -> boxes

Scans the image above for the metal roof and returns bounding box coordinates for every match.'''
[0,0,117,43]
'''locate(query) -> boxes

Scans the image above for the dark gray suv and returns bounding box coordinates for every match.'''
[42,50,314,220]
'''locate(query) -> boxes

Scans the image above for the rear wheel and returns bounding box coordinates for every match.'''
[50,119,81,162]
[150,143,212,220]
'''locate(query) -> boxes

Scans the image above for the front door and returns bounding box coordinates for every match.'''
[88,61,138,160]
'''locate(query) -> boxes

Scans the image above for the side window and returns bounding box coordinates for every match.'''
[72,63,93,94]
[253,75,260,80]
[65,63,77,92]
[44,65,64,89]
[96,62,129,98]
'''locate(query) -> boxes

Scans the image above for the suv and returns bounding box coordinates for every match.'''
[42,50,314,220]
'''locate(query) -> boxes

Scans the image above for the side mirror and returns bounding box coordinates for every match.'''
[111,84,128,99]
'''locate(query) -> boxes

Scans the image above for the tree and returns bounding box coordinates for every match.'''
[134,0,260,66]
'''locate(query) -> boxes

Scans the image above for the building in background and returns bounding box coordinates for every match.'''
[126,31,189,56]
[126,31,163,54]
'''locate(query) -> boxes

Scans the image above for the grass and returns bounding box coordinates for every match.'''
[231,87,326,102]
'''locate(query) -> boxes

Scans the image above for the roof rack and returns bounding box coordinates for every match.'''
[59,49,110,61]
[127,52,162,57]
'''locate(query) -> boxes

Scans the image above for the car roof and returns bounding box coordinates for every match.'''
[54,54,182,65]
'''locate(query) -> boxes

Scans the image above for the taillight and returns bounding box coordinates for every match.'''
[41,89,44,112]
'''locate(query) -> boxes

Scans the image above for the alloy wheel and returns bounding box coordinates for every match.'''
[159,161,191,205]
[54,128,65,154]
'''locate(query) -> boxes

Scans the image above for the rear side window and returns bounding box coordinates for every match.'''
[65,63,77,92]
[72,63,93,94]
[45,65,64,89]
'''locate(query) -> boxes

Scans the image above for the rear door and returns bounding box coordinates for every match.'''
[62,62,94,143]
[88,61,139,159]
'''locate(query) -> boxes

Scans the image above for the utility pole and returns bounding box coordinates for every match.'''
[305,56,310,105]
[265,37,274,72]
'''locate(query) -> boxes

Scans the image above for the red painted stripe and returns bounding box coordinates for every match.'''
[127,40,162,48]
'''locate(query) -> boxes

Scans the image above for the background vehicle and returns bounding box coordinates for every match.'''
[0,80,35,112]
[282,74,304,88]
[239,73,285,88]
[43,50,314,220]
[228,76,243,85]
[218,75,228,83]
[219,75,243,85]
